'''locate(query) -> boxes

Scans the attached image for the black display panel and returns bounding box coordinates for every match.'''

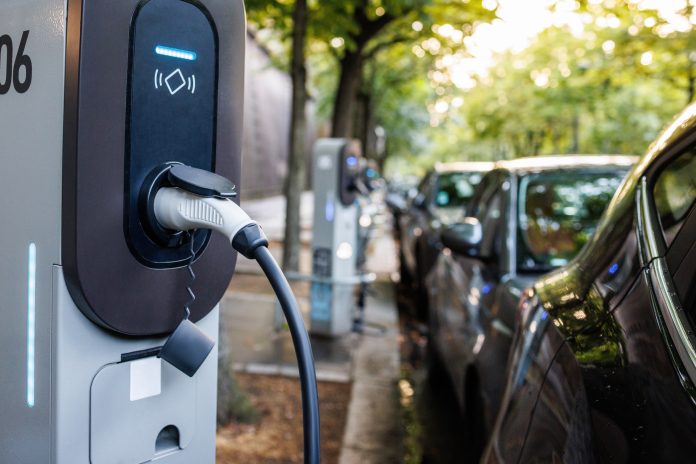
[126,0,218,267]
[339,140,362,206]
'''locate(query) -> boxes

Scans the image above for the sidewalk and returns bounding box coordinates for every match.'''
[338,282,402,464]
[221,192,403,463]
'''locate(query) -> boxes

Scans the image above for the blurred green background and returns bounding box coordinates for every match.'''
[244,0,695,175]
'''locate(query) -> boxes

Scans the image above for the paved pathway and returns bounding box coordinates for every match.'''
[223,193,403,462]
[338,282,403,464]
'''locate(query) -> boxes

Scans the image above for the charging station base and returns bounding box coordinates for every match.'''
[52,267,218,464]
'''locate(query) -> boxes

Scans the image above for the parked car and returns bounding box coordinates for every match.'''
[385,175,419,235]
[483,105,696,463]
[427,155,636,456]
[399,162,494,316]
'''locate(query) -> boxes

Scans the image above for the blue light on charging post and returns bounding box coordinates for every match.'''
[26,243,36,408]
[155,45,197,61]
[346,156,358,168]
[325,198,335,222]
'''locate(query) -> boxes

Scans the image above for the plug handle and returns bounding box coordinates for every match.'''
[168,165,237,198]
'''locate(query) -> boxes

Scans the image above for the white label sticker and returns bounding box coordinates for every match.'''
[129,357,162,401]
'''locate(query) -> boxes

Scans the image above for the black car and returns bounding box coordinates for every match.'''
[385,175,419,235]
[484,106,696,463]
[399,162,493,315]
[427,155,636,455]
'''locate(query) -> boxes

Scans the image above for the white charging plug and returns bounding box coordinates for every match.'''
[154,187,255,243]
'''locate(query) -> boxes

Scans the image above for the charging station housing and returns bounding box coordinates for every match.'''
[309,139,362,337]
[0,0,245,462]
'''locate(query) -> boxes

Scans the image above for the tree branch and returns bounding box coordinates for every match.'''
[351,1,397,49]
[363,34,414,60]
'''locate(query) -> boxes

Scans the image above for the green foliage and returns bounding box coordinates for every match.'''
[246,0,494,158]
[246,0,694,177]
[402,1,694,175]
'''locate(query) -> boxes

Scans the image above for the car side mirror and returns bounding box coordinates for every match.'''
[385,193,407,214]
[413,193,427,209]
[440,217,483,257]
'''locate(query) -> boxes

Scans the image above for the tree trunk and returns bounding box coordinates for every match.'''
[355,90,370,153]
[376,136,388,173]
[331,50,364,138]
[329,1,394,139]
[363,91,377,159]
[282,0,308,272]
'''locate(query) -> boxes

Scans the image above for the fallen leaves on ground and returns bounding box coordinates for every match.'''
[217,373,351,464]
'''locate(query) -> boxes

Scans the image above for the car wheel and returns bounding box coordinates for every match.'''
[415,257,430,322]
[426,310,446,386]
[465,372,486,460]
[413,244,429,322]
[399,247,412,287]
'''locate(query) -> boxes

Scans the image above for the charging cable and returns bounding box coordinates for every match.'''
[154,186,321,464]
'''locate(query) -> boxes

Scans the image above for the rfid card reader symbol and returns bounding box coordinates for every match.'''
[154,68,196,95]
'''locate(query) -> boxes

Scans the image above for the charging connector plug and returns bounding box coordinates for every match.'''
[155,187,255,243]
[152,180,320,464]
[155,187,272,259]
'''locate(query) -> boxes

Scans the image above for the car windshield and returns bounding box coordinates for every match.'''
[434,171,484,208]
[517,168,628,272]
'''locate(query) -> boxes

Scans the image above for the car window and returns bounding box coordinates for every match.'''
[517,169,627,272]
[653,148,696,248]
[480,187,506,259]
[468,171,497,218]
[413,173,431,199]
[433,171,484,208]
[417,173,431,193]
[654,147,696,326]
[671,208,696,325]
[409,173,432,207]
[471,173,507,259]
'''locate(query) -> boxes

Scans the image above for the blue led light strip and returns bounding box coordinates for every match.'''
[27,243,36,408]
[155,45,197,61]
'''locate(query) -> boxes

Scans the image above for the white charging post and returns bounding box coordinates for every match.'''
[307,139,364,337]
[0,1,245,462]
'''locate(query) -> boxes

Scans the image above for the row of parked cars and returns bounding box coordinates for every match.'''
[390,103,696,462]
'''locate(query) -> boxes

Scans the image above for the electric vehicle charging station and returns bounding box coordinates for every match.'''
[309,139,365,337]
[1,1,319,463]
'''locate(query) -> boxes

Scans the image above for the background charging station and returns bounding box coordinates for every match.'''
[1,0,245,462]
[309,139,363,337]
